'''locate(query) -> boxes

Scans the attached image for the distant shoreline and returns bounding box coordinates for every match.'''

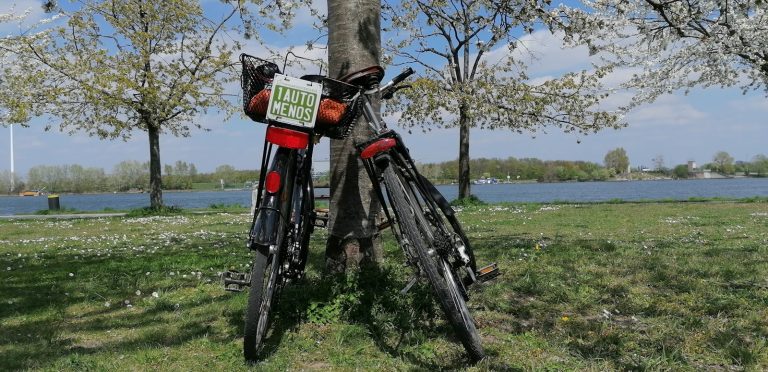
[4,175,767,197]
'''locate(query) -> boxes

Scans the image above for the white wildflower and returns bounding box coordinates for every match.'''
[601,309,612,319]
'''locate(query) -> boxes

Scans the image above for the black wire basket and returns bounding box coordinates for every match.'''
[240,53,280,123]
[300,75,361,140]
[240,53,361,139]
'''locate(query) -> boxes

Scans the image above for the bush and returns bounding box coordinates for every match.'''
[673,164,690,179]
[450,194,486,206]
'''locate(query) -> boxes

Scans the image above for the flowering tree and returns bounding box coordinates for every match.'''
[0,1,245,208]
[0,0,296,209]
[383,0,623,199]
[562,0,768,106]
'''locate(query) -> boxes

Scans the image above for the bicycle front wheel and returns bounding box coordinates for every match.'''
[243,248,279,361]
[382,167,484,361]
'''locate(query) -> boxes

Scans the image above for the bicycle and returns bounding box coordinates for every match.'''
[223,53,499,362]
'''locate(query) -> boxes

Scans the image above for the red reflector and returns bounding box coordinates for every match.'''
[266,126,309,149]
[360,138,396,159]
[265,171,281,194]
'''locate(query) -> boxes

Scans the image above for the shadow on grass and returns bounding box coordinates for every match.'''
[227,244,482,369]
[5,214,766,370]
[0,247,243,370]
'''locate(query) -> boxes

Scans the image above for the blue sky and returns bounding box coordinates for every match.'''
[2,0,767,178]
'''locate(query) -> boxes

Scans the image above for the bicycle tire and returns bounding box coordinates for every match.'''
[244,148,299,361]
[291,172,313,276]
[416,174,478,277]
[382,167,485,361]
[243,248,279,361]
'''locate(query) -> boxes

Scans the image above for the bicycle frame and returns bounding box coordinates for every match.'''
[248,125,316,277]
[354,91,480,277]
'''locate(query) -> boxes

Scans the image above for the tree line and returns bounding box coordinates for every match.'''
[1,161,259,194]
[418,150,768,184]
[418,157,611,184]
[671,153,768,179]
[4,150,766,194]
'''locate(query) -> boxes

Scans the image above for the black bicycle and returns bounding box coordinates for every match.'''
[224,54,499,362]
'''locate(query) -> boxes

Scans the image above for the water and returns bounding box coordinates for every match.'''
[2,178,767,216]
[436,178,768,204]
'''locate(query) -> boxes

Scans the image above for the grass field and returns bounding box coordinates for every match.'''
[1,201,767,370]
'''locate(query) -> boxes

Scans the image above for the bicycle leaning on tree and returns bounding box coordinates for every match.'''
[223,53,499,362]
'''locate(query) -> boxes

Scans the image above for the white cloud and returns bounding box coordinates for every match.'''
[727,96,768,113]
[509,30,592,76]
[626,94,707,127]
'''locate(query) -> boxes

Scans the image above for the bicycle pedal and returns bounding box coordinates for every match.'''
[475,263,500,283]
[222,270,250,292]
[377,220,391,231]
[313,208,329,228]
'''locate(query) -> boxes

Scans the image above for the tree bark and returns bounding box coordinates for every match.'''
[147,122,163,209]
[326,0,383,273]
[458,106,471,200]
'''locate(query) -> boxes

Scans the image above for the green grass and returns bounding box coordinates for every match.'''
[1,201,767,370]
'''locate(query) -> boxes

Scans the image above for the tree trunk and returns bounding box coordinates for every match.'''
[458,106,471,200]
[325,0,382,273]
[147,122,163,209]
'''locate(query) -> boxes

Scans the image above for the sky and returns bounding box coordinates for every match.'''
[1,1,767,178]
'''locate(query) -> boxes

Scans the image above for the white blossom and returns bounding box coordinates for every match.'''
[562,0,768,105]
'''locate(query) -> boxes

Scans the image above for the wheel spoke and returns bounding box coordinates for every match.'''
[383,166,484,361]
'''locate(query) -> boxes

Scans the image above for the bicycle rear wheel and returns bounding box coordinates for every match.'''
[417,174,478,280]
[382,166,484,361]
[243,248,280,361]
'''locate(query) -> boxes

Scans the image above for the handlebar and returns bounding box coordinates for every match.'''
[391,67,415,87]
[378,67,415,100]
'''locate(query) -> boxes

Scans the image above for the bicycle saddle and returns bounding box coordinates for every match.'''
[299,74,325,83]
[340,66,385,88]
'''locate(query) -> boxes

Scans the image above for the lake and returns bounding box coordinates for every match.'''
[1,178,767,216]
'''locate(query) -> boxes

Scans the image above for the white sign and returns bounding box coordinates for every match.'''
[266,74,322,128]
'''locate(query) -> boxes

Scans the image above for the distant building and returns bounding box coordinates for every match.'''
[687,161,697,172]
